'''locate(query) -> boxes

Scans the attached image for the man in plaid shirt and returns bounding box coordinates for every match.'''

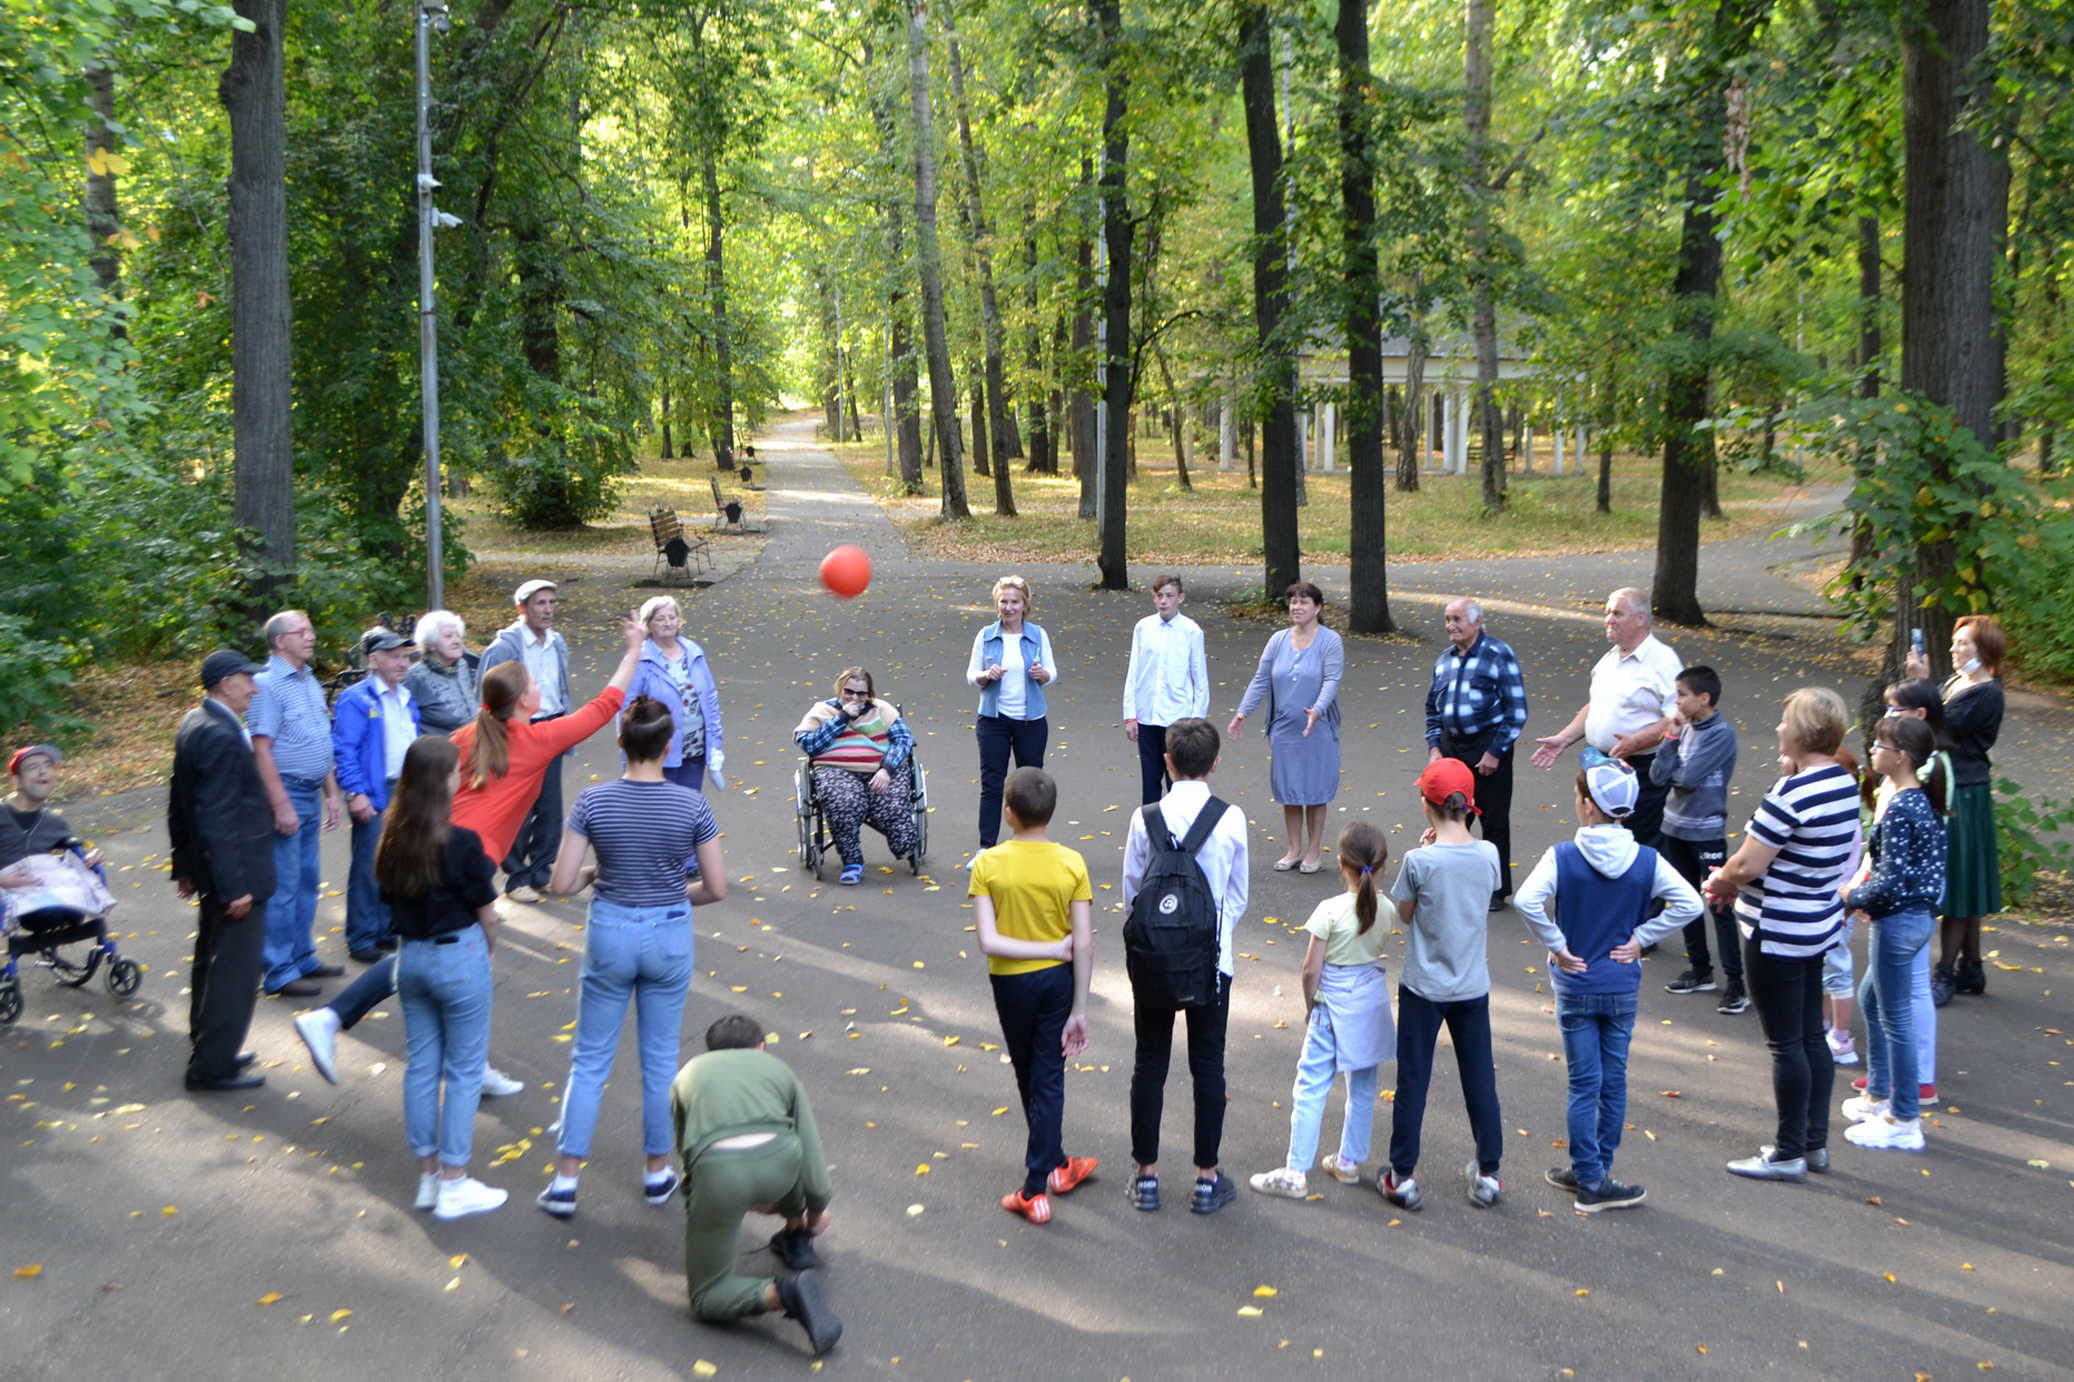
[1424,598,1529,910]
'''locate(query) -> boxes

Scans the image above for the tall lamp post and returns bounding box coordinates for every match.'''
[417,0,456,609]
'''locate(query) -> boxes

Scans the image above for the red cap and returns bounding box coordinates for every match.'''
[1417,757,1480,816]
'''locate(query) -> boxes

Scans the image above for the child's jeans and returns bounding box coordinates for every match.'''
[1860,905,1936,1121]
[1555,990,1638,1191]
[1388,988,1503,1178]
[1282,1005,1378,1172]
[1822,915,1856,999]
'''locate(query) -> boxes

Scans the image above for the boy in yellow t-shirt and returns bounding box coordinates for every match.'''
[968,767,1095,1225]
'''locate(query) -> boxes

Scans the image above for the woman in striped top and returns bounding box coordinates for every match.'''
[1705,687,1861,1183]
[795,667,919,886]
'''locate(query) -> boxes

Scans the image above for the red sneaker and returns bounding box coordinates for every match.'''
[1002,1188,1052,1224]
[1048,1156,1099,1196]
[1849,1077,1938,1100]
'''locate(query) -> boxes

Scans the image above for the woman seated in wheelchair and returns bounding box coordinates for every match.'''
[794,667,920,885]
[2,742,108,937]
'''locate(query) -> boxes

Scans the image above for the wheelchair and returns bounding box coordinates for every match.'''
[1,845,140,1026]
[793,754,929,881]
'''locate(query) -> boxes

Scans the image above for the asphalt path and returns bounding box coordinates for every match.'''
[6,417,2072,1382]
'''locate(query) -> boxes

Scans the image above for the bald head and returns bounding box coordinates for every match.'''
[1443,598,1484,651]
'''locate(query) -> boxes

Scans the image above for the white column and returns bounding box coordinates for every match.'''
[1452,391,1470,474]
[1219,399,1234,471]
[1319,402,1336,472]
[1441,391,1456,473]
[1575,427,1586,475]
[1553,423,1565,476]
[1523,423,1535,474]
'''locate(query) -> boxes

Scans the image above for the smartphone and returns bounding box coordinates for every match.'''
[1910,627,1924,658]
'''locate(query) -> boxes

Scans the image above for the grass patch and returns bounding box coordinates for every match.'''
[829,438,1844,572]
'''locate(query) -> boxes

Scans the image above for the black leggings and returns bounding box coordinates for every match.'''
[1743,938,1833,1160]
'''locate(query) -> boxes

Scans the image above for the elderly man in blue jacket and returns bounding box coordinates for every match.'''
[333,628,422,962]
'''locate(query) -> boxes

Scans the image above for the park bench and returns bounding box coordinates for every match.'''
[710,475,749,530]
[649,504,708,581]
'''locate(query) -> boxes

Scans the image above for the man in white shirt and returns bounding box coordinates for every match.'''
[1121,575,1211,805]
[1531,586,1682,847]
[1119,718,1249,1217]
[478,579,571,900]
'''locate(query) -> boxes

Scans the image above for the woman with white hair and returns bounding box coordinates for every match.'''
[405,610,480,736]
[964,575,1057,855]
[623,595,725,791]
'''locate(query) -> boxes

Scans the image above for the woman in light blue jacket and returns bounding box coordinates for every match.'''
[963,575,1056,853]
[624,596,724,791]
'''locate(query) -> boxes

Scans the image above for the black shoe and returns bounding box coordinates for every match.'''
[769,1225,820,1271]
[347,948,385,964]
[1955,961,1986,995]
[185,1070,266,1092]
[268,980,322,998]
[1191,1171,1238,1215]
[1716,979,1750,1014]
[1664,969,1717,995]
[1545,1166,1581,1194]
[1488,890,1511,913]
[1931,966,1956,1008]
[234,1051,258,1069]
[375,936,399,952]
[775,1270,843,1355]
[306,963,346,979]
[1575,1177,1645,1213]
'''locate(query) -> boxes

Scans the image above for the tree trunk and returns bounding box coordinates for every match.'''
[906,0,969,518]
[1024,257,1054,473]
[702,147,735,464]
[1072,209,1096,517]
[1397,302,1425,491]
[661,376,674,458]
[1464,0,1506,514]
[865,36,926,491]
[1154,344,1192,491]
[1338,0,1393,633]
[1899,0,2000,681]
[1241,4,1301,598]
[1095,0,1130,588]
[970,379,991,475]
[220,0,295,596]
[944,0,1015,515]
[1597,438,1613,514]
[84,66,123,331]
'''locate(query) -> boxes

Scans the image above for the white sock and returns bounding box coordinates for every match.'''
[645,1169,673,1187]
[551,1174,579,1193]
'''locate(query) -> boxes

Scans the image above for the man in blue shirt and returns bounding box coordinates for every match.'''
[249,609,345,998]
[333,628,421,962]
[1424,598,1530,910]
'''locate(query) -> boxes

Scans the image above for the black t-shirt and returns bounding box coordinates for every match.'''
[381,826,498,940]
[1,805,73,871]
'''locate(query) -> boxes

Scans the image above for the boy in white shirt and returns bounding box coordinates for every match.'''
[1121,576,1209,806]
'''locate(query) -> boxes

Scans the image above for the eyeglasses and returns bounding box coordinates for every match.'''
[1882,706,1906,717]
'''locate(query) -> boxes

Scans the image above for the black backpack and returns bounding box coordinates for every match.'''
[1123,797,1230,1007]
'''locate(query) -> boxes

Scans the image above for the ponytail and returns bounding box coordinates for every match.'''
[470,661,528,788]
[1336,821,1389,935]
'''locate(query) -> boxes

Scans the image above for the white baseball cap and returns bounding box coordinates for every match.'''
[513,579,557,605]
[1584,761,1639,819]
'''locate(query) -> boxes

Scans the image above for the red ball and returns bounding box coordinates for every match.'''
[818,545,873,600]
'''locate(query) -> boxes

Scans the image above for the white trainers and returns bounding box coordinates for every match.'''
[413,1171,440,1212]
[1248,1167,1308,1199]
[1318,1154,1362,1185]
[433,1176,508,1220]
[294,1007,342,1085]
[479,1066,524,1098]
[1842,1095,1891,1123]
[1845,1116,1925,1152]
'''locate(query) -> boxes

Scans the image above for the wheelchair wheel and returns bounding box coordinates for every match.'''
[0,979,20,1026]
[49,943,103,988]
[909,764,929,873]
[793,768,820,878]
[106,957,142,999]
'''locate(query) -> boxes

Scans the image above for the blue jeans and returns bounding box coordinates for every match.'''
[345,805,391,954]
[262,779,323,991]
[1860,906,1936,1121]
[558,898,695,1159]
[1284,1005,1379,1172]
[398,925,493,1167]
[1556,990,1638,1191]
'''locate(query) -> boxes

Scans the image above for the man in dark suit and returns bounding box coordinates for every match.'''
[169,650,277,1092]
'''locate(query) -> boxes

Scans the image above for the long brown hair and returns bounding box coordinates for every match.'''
[376,736,458,899]
[468,661,529,788]
[1336,821,1389,935]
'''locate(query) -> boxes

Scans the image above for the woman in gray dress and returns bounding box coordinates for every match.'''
[1229,582,1345,873]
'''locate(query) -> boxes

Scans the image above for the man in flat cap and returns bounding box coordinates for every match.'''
[168,650,275,1091]
[478,579,569,902]
[333,627,422,962]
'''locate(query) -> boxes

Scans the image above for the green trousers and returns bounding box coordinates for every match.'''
[684,1133,809,1323]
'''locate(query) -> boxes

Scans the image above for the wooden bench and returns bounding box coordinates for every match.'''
[649,504,707,581]
[710,475,747,530]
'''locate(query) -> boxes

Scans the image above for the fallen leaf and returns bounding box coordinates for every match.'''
[1884,1272,1897,1284]
[330,1309,352,1322]
[1696,1344,1709,1355]
[1253,1285,1278,1298]
[449,1253,468,1269]
[1236,1305,1264,1317]
[255,1291,282,1305]
[1660,1090,1682,1098]
[915,1164,930,1175]
[693,1364,718,1378]
[13,1265,44,1279]
[906,1204,924,1216]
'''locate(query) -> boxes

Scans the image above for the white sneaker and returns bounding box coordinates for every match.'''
[963,850,987,871]
[1248,1167,1308,1199]
[1318,1154,1362,1185]
[414,1171,440,1212]
[480,1066,524,1098]
[507,885,542,904]
[1842,1095,1891,1123]
[1845,1116,1925,1152]
[294,1007,342,1085]
[433,1176,508,1220]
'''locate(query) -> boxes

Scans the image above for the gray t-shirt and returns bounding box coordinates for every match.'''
[1388,841,1501,1002]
